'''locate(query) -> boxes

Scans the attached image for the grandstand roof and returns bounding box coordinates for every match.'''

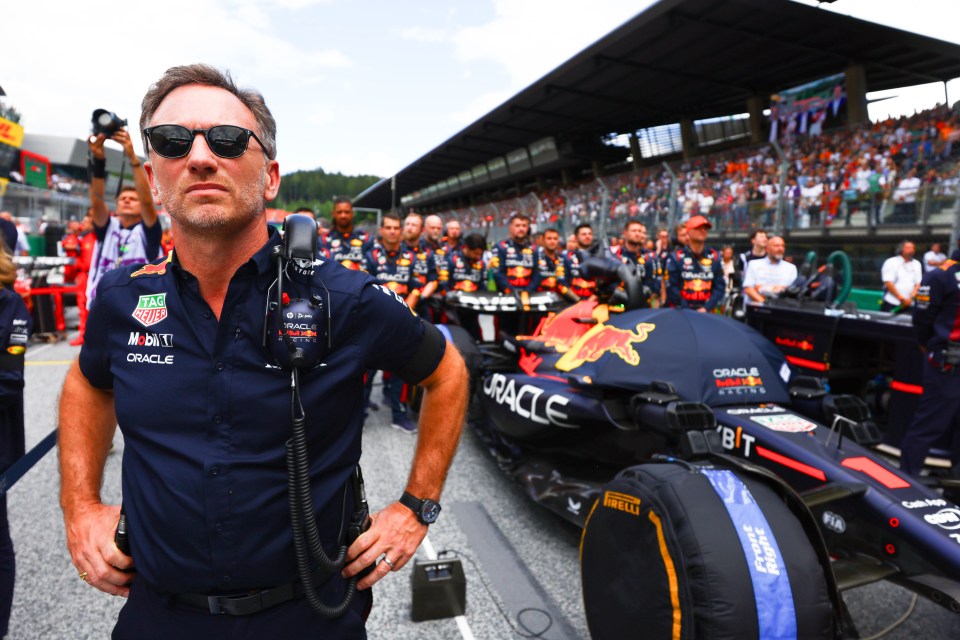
[354,0,960,210]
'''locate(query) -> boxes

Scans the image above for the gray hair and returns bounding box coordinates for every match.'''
[139,63,277,160]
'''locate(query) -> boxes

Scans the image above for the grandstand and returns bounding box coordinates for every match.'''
[353,0,960,286]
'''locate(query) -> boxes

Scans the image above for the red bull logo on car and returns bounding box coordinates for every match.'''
[132,293,168,328]
[555,321,656,372]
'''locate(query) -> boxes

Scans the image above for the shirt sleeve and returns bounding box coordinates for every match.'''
[355,281,445,384]
[78,277,117,389]
[881,258,897,284]
[742,261,757,289]
[705,259,726,311]
[141,219,163,260]
[665,254,685,308]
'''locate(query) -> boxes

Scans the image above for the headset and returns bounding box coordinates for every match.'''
[263,214,371,618]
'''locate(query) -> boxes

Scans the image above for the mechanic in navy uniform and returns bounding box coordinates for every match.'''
[402,213,438,321]
[322,196,372,270]
[531,227,576,299]
[363,213,424,433]
[613,219,657,306]
[490,214,537,293]
[420,215,448,275]
[440,233,488,339]
[565,223,602,299]
[899,257,960,484]
[57,64,467,638]
[441,233,487,295]
[665,215,725,312]
[0,244,29,640]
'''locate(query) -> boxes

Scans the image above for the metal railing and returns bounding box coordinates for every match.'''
[0,182,89,230]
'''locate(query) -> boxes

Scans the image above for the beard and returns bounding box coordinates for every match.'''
[157,171,265,236]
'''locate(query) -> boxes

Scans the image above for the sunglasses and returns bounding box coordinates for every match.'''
[142,124,267,159]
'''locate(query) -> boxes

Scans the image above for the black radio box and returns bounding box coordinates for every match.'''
[410,558,466,621]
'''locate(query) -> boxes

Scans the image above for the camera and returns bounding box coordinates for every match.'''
[92,108,127,137]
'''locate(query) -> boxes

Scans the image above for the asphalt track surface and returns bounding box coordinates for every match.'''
[5,334,960,638]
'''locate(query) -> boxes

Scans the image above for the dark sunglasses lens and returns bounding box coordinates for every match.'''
[206,126,250,158]
[149,125,193,158]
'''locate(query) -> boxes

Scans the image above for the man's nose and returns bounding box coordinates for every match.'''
[186,132,219,171]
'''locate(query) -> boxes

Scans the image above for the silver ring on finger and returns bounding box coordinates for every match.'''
[382,556,395,570]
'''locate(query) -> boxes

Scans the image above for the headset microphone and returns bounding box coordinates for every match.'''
[265,213,368,618]
[265,214,329,369]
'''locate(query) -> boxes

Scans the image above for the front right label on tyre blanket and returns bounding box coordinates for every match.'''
[701,469,798,638]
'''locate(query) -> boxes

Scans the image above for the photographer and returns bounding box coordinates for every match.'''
[86,126,161,308]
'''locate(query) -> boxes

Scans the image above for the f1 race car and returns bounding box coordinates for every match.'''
[440,275,960,638]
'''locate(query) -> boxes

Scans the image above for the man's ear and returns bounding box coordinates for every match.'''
[144,162,162,204]
[264,160,281,201]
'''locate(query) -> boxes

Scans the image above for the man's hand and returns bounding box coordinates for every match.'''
[111,130,137,161]
[65,502,135,597]
[342,502,426,590]
[88,134,107,160]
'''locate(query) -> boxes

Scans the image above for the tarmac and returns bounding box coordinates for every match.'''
[4,334,960,639]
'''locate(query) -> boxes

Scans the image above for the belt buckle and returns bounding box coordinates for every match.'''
[207,595,224,615]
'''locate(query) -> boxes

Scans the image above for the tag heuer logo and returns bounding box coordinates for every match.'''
[132,293,168,327]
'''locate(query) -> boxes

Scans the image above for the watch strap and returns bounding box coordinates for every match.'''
[399,491,422,516]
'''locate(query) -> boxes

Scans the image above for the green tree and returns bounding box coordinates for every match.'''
[275,167,380,223]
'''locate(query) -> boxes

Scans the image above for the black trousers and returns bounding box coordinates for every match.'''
[900,362,960,477]
[0,495,13,637]
[113,577,371,640]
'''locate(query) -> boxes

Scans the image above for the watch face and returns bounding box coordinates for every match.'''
[421,500,441,524]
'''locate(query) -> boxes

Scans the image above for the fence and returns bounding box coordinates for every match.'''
[0,182,89,231]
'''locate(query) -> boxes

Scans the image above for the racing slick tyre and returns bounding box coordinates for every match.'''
[581,460,836,640]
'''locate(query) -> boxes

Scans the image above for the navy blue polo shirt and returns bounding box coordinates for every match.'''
[80,228,444,594]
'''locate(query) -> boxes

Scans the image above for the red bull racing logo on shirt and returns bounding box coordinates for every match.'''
[132,293,168,328]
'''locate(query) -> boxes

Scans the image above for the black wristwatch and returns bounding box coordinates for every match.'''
[400,491,441,525]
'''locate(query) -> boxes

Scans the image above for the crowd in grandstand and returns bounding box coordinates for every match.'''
[444,103,960,234]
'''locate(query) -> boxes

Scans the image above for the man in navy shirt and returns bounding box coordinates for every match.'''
[899,257,960,482]
[58,63,467,637]
[322,197,372,270]
[363,213,422,433]
[490,214,536,293]
[665,215,725,312]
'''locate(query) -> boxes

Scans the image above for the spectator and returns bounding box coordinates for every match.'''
[880,241,923,313]
[923,242,947,272]
[893,169,921,223]
[738,229,767,276]
[720,245,736,290]
[742,236,798,305]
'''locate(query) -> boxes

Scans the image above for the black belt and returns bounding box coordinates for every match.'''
[173,565,333,616]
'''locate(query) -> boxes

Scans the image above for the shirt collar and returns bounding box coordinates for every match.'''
[171,225,282,282]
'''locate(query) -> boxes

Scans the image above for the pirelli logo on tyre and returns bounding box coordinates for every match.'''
[602,491,640,516]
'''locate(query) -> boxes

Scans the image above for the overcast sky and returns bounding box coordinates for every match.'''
[3,0,959,178]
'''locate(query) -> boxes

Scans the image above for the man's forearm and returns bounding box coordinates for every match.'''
[405,347,467,500]
[89,177,109,226]
[132,164,158,225]
[58,362,118,518]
